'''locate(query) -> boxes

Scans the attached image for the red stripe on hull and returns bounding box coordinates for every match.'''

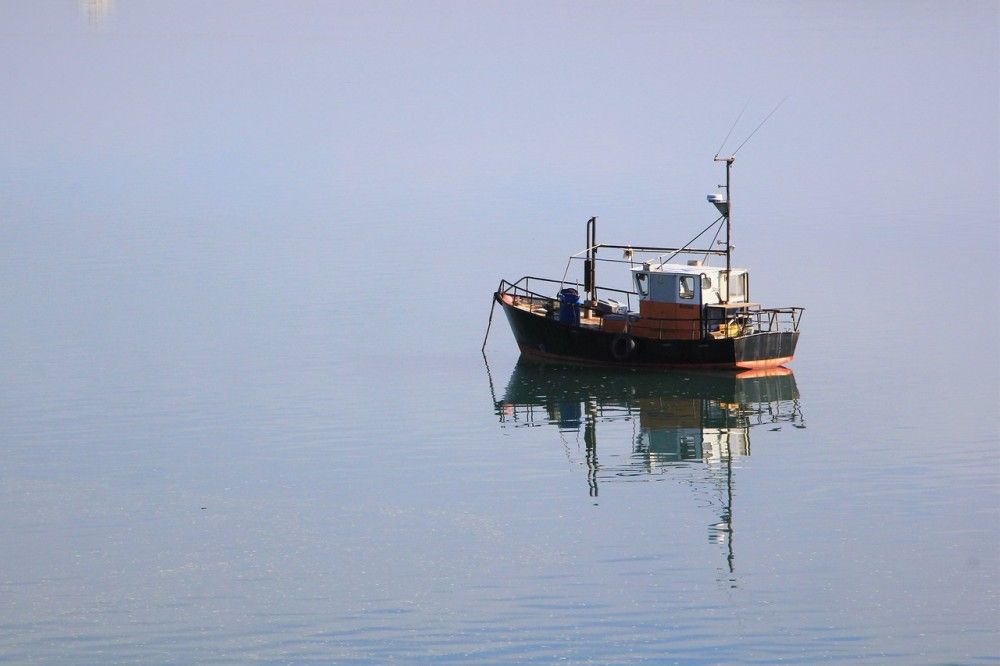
[734,367,793,379]
[735,356,794,370]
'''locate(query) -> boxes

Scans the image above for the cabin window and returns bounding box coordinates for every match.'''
[702,276,712,289]
[731,273,747,300]
[635,273,649,297]
[679,276,695,300]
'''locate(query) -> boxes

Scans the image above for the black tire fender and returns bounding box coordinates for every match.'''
[610,333,636,361]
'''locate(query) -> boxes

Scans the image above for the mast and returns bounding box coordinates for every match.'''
[713,156,734,303]
[585,216,597,303]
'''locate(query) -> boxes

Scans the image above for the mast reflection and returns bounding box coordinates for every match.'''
[491,358,805,573]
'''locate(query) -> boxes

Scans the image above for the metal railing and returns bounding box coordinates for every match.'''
[708,306,804,336]
[499,276,638,313]
[497,277,803,340]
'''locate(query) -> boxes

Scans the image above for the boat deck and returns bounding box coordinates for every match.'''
[501,289,802,342]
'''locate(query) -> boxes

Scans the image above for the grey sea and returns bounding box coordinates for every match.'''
[1,2,997,664]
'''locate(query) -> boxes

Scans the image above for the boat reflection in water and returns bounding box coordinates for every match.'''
[491,359,805,573]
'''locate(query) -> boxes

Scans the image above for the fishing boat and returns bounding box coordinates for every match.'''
[487,156,803,369]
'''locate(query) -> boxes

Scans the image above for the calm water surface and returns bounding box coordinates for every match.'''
[0,310,996,662]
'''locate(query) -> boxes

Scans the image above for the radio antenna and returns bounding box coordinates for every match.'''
[715,98,750,158]
[732,96,788,156]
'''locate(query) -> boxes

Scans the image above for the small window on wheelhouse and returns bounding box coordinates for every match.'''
[731,272,747,300]
[635,273,649,297]
[679,276,695,300]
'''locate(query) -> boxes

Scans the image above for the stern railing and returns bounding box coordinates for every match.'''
[709,306,804,337]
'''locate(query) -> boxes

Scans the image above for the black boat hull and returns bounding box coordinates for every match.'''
[498,294,798,369]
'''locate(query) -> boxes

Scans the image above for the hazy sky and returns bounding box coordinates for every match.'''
[0,1,997,374]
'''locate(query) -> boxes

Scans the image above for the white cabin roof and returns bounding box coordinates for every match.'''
[630,262,746,275]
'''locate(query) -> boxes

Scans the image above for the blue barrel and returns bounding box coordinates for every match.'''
[557,288,580,325]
